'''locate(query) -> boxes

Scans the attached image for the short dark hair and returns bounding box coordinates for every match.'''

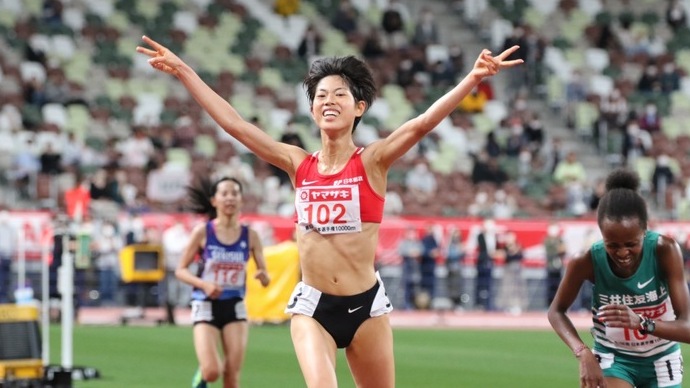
[596,168,648,229]
[187,177,243,219]
[303,56,376,132]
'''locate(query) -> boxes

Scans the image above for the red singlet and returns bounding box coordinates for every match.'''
[294,147,384,234]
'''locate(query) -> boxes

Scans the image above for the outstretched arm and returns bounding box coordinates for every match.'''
[136,36,306,176]
[369,46,523,169]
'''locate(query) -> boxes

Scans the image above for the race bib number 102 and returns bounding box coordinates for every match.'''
[295,185,362,234]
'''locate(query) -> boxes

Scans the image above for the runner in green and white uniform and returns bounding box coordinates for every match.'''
[590,231,682,386]
[548,168,690,388]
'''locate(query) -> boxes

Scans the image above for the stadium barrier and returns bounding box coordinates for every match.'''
[6,211,690,269]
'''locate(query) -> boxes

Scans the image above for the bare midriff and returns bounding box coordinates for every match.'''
[296,222,380,296]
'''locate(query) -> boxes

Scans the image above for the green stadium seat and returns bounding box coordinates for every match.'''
[661,115,684,139]
[259,68,285,91]
[633,156,655,193]
[364,4,382,26]
[165,147,192,168]
[387,168,407,186]
[606,129,624,156]
[127,79,148,99]
[671,91,690,115]
[523,7,546,30]
[23,0,42,14]
[104,78,129,100]
[21,104,43,129]
[677,198,690,220]
[361,116,381,128]
[594,11,613,26]
[127,12,149,28]
[0,9,15,29]
[135,1,160,19]
[222,54,246,76]
[84,12,106,28]
[158,1,179,19]
[321,28,348,56]
[429,142,458,175]
[66,104,92,138]
[85,137,106,151]
[545,74,565,109]
[674,49,690,75]
[550,36,572,50]
[560,9,591,43]
[159,109,178,125]
[115,0,136,12]
[230,95,256,119]
[640,10,659,27]
[105,10,130,32]
[257,28,280,51]
[574,101,598,140]
[471,112,495,135]
[618,10,635,27]
[194,135,217,158]
[217,13,242,39]
[93,95,114,109]
[563,47,587,69]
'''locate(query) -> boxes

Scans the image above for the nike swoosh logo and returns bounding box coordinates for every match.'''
[637,277,654,289]
[301,179,319,186]
[348,306,363,313]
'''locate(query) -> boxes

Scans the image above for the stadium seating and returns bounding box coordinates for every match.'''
[2,0,689,220]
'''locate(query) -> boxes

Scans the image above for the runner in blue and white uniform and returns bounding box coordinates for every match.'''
[176,177,270,388]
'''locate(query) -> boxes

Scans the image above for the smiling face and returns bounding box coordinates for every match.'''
[310,75,366,133]
[600,217,645,277]
[211,179,243,218]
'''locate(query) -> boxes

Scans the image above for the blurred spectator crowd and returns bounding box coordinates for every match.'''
[1,0,690,224]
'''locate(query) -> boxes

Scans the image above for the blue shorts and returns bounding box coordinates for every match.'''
[285,273,393,348]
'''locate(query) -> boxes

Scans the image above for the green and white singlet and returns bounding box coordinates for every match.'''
[590,231,680,358]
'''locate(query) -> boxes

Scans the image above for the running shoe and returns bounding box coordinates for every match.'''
[191,367,207,388]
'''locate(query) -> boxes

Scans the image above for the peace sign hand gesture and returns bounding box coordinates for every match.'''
[136,35,184,76]
[470,45,524,79]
